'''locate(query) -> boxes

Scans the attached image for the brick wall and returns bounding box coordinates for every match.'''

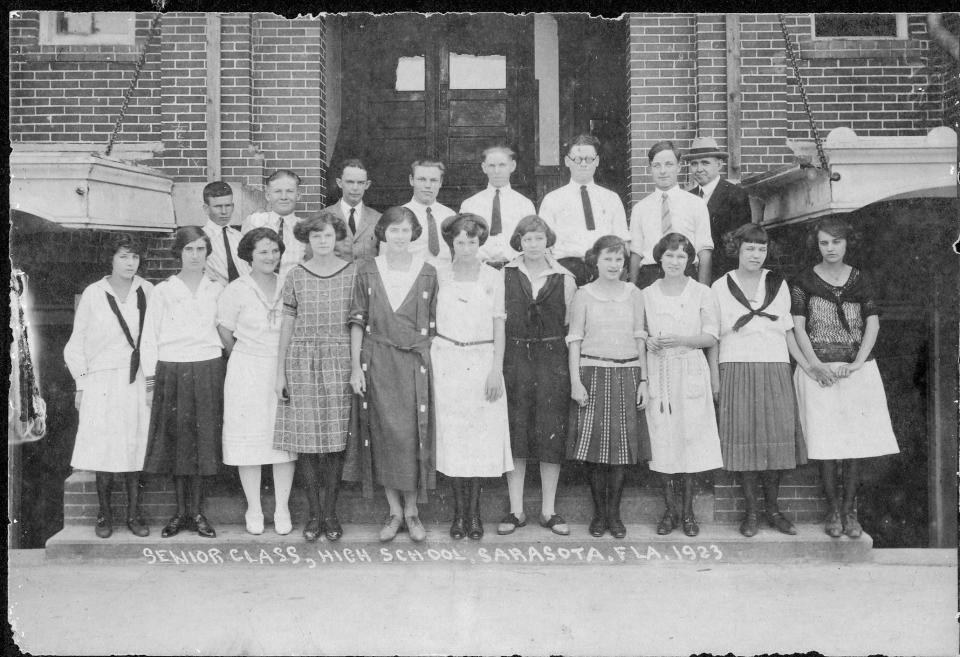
[249,13,327,214]
[9,11,162,145]
[627,13,698,205]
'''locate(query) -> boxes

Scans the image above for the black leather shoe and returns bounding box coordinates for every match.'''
[656,510,678,535]
[607,515,627,539]
[588,515,607,537]
[303,517,321,542]
[739,511,760,538]
[161,514,188,538]
[94,513,112,539]
[322,516,343,541]
[449,516,467,540]
[467,515,483,540]
[768,512,797,535]
[682,514,699,537]
[126,517,150,538]
[193,513,216,538]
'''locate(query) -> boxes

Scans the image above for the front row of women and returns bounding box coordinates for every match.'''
[65,211,898,542]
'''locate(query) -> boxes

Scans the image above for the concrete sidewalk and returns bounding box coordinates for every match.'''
[8,548,957,656]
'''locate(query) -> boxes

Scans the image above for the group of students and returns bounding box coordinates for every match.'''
[65,134,898,544]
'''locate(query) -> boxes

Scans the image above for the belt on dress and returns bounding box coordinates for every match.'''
[508,335,564,344]
[436,333,494,347]
[580,354,640,364]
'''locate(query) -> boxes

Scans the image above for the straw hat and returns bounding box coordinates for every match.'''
[681,137,728,160]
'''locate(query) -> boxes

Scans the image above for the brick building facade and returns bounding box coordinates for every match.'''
[9,11,958,549]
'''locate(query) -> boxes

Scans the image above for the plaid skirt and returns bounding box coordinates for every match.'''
[718,362,807,471]
[566,365,647,465]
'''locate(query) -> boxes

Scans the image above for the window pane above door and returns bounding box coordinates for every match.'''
[449,53,506,89]
[395,56,425,91]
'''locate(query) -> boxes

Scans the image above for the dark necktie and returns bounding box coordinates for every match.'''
[727,274,781,331]
[104,287,147,384]
[490,189,502,236]
[275,215,284,273]
[426,207,439,256]
[348,207,357,235]
[222,226,239,282]
[580,185,595,231]
[696,186,704,198]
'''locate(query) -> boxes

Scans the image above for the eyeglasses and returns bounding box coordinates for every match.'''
[567,155,598,165]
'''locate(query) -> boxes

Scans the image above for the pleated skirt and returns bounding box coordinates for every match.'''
[567,365,646,465]
[718,362,807,472]
[794,360,900,459]
[143,358,225,476]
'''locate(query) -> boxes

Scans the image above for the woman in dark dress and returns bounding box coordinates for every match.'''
[498,215,577,537]
[349,206,439,543]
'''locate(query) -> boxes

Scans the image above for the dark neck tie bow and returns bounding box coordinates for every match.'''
[726,273,782,331]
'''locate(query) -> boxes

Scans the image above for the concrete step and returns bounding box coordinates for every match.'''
[63,470,714,526]
[45,522,873,565]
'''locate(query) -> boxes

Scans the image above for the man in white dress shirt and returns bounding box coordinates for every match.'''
[402,159,456,265]
[538,134,629,286]
[459,145,536,268]
[200,181,250,286]
[628,141,713,289]
[326,158,382,261]
[242,169,305,282]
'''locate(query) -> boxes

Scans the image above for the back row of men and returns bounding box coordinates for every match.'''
[200,134,750,289]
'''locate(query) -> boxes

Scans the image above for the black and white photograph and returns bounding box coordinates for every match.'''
[7,7,959,656]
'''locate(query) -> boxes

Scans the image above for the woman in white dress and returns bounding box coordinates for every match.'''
[432,214,512,540]
[642,233,723,537]
[218,227,297,536]
[64,234,153,538]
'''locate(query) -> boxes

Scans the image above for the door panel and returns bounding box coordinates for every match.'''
[333,14,536,210]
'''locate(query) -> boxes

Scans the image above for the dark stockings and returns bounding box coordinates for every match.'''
[300,452,345,520]
[467,478,482,519]
[740,471,761,514]
[173,474,204,517]
[820,459,860,513]
[451,477,467,519]
[760,470,782,516]
[95,472,112,519]
[123,472,142,521]
[680,474,695,518]
[589,464,608,521]
[607,466,626,523]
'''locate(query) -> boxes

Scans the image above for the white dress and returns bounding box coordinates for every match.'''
[64,277,153,472]
[642,278,724,474]
[431,263,512,477]
[217,275,297,466]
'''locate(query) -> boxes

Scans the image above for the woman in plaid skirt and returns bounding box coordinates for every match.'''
[567,235,649,539]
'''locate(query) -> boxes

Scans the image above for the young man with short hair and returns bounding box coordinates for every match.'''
[200,181,250,286]
[403,159,456,265]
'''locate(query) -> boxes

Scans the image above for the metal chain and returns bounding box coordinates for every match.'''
[778,14,834,176]
[105,12,163,157]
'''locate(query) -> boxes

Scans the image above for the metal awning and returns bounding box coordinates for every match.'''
[9,149,176,232]
[742,127,957,226]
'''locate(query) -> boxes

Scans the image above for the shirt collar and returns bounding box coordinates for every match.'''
[505,254,574,278]
[567,179,597,192]
[656,184,682,197]
[340,199,363,217]
[700,177,720,197]
[486,183,512,193]
[407,198,434,213]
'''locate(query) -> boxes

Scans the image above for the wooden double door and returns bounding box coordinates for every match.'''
[333,14,537,210]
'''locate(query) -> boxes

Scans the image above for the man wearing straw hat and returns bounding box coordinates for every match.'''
[682,137,752,282]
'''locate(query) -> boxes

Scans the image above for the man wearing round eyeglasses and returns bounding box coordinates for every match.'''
[538,134,629,287]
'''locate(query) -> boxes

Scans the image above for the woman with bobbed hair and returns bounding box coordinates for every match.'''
[790,217,898,538]
[567,235,648,539]
[64,234,154,538]
[142,225,225,538]
[711,223,810,538]
[642,232,723,537]
[274,212,357,542]
[431,213,512,540]
[218,227,297,536]
[349,206,439,543]
[497,215,577,537]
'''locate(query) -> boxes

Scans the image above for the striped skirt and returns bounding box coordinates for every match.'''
[143,358,225,476]
[567,365,646,465]
[718,362,807,472]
